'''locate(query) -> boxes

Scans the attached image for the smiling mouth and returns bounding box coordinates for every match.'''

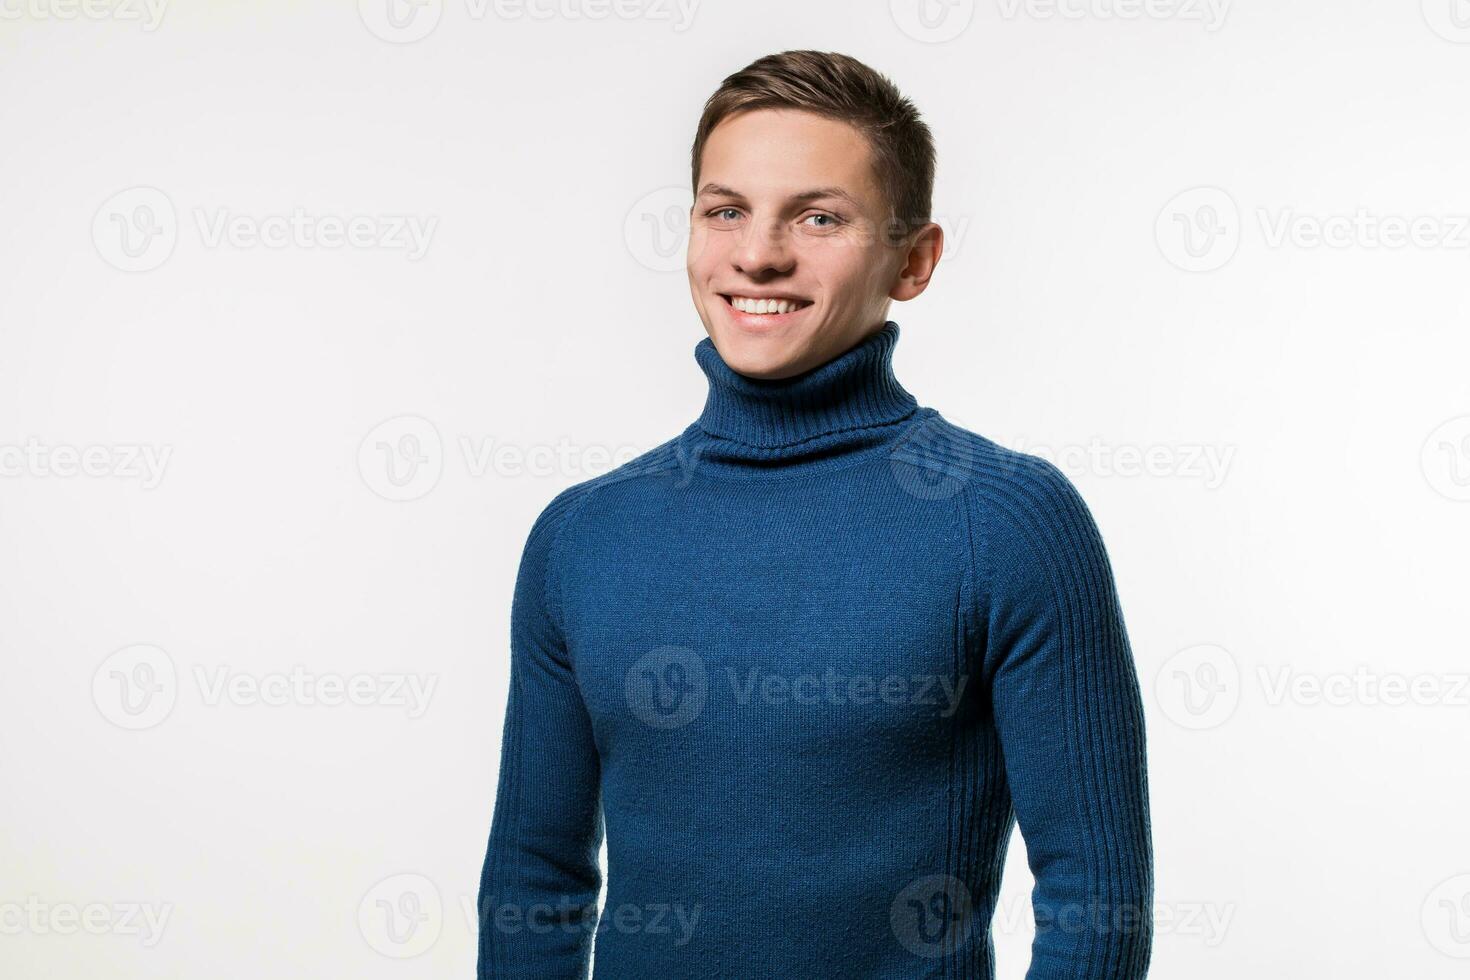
[718,293,815,318]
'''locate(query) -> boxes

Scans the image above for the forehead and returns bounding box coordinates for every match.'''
[699,108,880,206]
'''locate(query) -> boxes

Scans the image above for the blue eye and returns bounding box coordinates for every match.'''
[708,208,740,221]
[805,213,841,228]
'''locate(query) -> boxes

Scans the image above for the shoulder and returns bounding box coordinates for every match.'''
[895,410,1107,576]
[894,409,1090,522]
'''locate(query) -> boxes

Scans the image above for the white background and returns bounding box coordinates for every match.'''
[3,1,1469,977]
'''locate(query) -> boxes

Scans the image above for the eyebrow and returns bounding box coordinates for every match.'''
[696,183,864,210]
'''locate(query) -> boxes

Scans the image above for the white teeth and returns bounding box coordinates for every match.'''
[729,295,807,315]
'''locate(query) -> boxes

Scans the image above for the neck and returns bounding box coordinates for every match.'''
[680,321,922,475]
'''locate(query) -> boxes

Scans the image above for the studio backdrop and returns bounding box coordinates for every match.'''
[2,2,1467,978]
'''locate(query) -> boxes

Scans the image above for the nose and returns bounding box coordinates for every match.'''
[731,216,794,278]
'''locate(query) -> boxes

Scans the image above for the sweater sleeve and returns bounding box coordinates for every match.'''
[974,456,1154,979]
[477,488,603,979]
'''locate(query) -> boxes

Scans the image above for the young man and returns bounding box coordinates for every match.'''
[477,50,1153,979]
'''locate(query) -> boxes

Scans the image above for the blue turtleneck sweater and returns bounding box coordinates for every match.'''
[476,321,1153,979]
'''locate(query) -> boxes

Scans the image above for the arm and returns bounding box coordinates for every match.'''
[975,456,1153,978]
[477,488,603,979]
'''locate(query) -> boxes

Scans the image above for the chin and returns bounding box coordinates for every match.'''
[713,328,807,378]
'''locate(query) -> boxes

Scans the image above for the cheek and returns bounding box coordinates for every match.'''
[802,242,871,299]
[686,226,723,274]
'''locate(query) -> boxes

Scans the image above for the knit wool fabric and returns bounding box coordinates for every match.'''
[477,321,1154,979]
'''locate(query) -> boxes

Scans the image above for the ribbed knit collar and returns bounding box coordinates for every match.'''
[691,320,920,451]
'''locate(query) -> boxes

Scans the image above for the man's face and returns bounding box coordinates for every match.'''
[687,108,937,380]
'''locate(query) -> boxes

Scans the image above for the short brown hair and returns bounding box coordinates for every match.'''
[690,50,936,245]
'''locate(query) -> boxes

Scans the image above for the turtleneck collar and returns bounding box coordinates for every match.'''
[691,320,920,451]
[673,321,925,479]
